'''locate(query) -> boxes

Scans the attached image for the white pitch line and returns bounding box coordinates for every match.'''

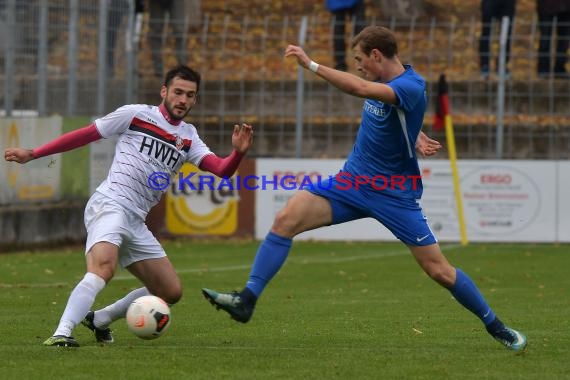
[1,244,463,287]
[108,344,383,352]
[113,263,254,281]
[116,243,463,280]
[0,282,69,289]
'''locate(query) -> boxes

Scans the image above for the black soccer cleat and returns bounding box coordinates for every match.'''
[202,288,255,323]
[82,311,114,343]
[491,325,527,351]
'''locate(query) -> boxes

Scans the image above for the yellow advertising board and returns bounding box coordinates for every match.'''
[0,116,62,204]
[165,163,239,235]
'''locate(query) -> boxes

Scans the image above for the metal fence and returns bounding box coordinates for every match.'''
[1,0,569,158]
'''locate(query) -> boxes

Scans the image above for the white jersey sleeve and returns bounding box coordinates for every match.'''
[184,124,212,167]
[95,104,145,138]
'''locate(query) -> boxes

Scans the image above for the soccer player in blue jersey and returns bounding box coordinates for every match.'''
[202,26,526,351]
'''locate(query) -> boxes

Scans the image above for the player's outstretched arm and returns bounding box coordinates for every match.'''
[284,44,397,104]
[416,131,442,157]
[199,123,254,178]
[4,124,102,165]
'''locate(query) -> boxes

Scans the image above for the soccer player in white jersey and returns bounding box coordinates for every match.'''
[4,65,253,347]
[202,26,527,351]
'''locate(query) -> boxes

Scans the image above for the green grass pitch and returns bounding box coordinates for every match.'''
[0,241,568,379]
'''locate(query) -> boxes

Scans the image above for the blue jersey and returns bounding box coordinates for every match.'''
[342,65,427,199]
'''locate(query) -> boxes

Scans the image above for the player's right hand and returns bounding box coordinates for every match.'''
[284,44,311,70]
[4,148,34,164]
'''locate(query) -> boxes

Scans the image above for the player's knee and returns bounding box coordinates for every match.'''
[426,266,455,287]
[89,265,115,283]
[271,209,299,237]
[165,294,182,306]
[160,287,182,305]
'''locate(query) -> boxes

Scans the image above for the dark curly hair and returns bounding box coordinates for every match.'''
[163,65,201,92]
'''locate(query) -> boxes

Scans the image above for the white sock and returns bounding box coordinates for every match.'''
[53,272,106,337]
[94,287,150,328]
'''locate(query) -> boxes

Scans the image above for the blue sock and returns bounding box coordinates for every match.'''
[244,232,292,298]
[450,268,496,326]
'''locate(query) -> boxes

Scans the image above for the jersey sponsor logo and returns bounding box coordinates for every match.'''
[129,116,193,170]
[363,100,387,117]
[139,136,181,169]
[130,117,192,152]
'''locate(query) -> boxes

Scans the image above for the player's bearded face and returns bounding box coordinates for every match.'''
[161,78,198,121]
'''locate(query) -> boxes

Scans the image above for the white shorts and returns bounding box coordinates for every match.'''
[84,192,166,268]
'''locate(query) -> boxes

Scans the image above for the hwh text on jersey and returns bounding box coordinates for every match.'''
[139,136,180,169]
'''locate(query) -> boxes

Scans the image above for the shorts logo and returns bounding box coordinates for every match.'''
[416,234,430,242]
[165,163,238,235]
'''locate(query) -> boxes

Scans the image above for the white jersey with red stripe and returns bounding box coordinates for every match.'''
[94,104,211,219]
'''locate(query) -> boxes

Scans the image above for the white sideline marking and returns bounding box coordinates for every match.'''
[2,244,463,287]
[118,243,463,280]
[115,345,382,351]
[0,282,69,289]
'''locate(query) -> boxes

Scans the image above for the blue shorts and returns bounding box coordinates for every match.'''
[307,175,437,246]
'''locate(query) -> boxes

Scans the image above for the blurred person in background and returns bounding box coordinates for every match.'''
[148,0,202,77]
[478,0,517,78]
[537,0,570,77]
[326,0,366,71]
[107,0,145,77]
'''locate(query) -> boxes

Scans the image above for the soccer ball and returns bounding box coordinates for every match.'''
[126,295,171,340]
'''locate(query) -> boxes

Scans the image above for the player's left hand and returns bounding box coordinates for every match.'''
[416,131,442,157]
[284,44,311,70]
[232,123,254,154]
